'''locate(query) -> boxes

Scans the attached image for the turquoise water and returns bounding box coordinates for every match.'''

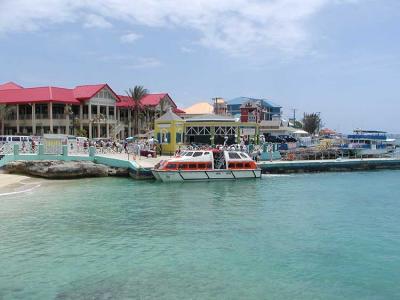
[1,171,400,300]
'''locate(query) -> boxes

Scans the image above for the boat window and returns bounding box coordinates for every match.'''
[184,152,194,156]
[245,163,250,168]
[239,153,248,159]
[236,163,243,168]
[198,163,206,169]
[207,163,212,169]
[166,164,176,169]
[193,152,203,157]
[178,164,186,169]
[12,137,20,142]
[228,152,241,159]
[188,164,196,168]
[204,152,210,155]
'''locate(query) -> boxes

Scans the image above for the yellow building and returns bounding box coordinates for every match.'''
[155,110,258,154]
[154,109,185,155]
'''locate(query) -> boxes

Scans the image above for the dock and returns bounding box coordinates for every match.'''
[258,157,400,174]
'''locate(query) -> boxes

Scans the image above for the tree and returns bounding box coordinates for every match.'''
[156,97,168,119]
[302,113,322,135]
[0,105,16,135]
[293,120,303,129]
[76,128,88,138]
[64,104,75,135]
[126,86,148,135]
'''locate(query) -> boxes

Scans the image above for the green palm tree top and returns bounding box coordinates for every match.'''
[126,85,149,109]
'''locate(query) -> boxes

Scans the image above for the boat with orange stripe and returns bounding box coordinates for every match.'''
[152,149,261,182]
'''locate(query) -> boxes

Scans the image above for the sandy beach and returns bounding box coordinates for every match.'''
[0,173,31,191]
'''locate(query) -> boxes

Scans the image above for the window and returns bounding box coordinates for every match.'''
[188,164,196,169]
[198,163,206,169]
[193,152,202,157]
[236,163,243,168]
[204,152,210,155]
[184,152,193,156]
[228,152,241,159]
[166,164,176,169]
[178,164,186,169]
[245,163,250,168]
[12,137,20,142]
[207,163,212,169]
[239,153,248,159]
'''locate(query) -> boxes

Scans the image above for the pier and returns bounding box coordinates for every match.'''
[258,157,400,174]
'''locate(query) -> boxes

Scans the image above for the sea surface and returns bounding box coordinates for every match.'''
[1,171,400,300]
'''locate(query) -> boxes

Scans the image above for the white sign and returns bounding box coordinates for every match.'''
[240,128,256,135]
[158,124,171,128]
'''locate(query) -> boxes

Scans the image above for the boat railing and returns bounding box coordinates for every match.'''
[348,134,387,140]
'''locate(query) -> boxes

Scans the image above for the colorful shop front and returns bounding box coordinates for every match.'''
[155,111,258,154]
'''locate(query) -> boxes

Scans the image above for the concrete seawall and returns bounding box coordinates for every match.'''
[258,158,400,174]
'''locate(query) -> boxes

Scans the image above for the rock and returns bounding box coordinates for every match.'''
[4,160,129,179]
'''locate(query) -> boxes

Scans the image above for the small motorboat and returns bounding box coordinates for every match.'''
[152,149,262,182]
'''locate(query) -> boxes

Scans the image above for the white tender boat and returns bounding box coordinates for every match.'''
[152,149,262,182]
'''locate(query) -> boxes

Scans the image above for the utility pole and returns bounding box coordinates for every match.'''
[291,108,297,127]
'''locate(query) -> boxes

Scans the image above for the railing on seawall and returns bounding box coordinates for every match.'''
[0,144,95,168]
[0,144,143,175]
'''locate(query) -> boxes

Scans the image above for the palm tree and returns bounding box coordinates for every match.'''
[64,104,76,135]
[0,105,16,135]
[126,86,148,135]
[156,97,168,119]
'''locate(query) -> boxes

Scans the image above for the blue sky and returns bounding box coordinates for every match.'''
[0,0,399,132]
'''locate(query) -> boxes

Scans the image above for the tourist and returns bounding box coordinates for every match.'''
[123,141,128,153]
[31,140,36,153]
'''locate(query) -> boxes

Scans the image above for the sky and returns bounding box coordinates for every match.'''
[0,0,399,133]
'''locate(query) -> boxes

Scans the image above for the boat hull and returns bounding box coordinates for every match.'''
[152,169,262,182]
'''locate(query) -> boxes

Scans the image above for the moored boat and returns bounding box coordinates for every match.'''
[152,149,262,182]
[341,129,390,156]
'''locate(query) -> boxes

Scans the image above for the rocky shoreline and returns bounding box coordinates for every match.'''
[3,160,129,179]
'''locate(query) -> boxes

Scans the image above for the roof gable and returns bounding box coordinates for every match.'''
[156,108,183,121]
[0,82,24,90]
[73,84,107,100]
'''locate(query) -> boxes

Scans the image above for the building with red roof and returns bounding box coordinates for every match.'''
[0,82,179,139]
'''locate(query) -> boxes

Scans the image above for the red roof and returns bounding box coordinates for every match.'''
[0,82,175,108]
[173,108,186,114]
[0,82,23,90]
[0,82,120,105]
[0,86,80,104]
[73,84,119,100]
[117,93,176,108]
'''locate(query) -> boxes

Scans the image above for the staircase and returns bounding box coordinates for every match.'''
[110,122,124,139]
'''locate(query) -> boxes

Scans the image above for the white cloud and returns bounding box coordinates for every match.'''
[180,46,194,53]
[83,14,112,29]
[99,54,162,69]
[0,0,356,56]
[124,57,162,69]
[120,32,141,44]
